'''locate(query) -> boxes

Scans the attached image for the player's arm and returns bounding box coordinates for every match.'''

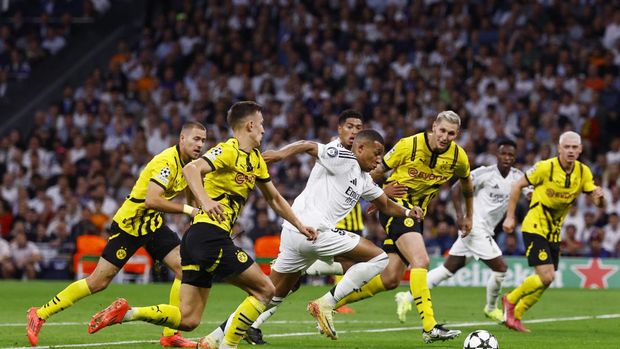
[182,158,225,222]
[370,193,423,220]
[262,141,318,164]
[145,181,199,217]
[458,176,474,236]
[502,175,530,233]
[256,180,317,241]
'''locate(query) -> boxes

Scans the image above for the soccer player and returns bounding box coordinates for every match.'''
[394,139,528,323]
[199,129,424,347]
[243,109,365,345]
[87,101,317,349]
[27,122,207,348]
[330,110,472,343]
[501,131,604,332]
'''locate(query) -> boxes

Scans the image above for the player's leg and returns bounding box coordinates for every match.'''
[481,256,507,321]
[309,237,388,339]
[219,263,275,349]
[396,232,461,342]
[151,225,197,347]
[28,229,136,346]
[503,233,556,332]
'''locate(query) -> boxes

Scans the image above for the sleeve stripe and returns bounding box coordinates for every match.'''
[201,156,215,171]
[149,178,167,190]
[256,176,271,183]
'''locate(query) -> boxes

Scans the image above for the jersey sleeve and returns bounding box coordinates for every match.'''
[470,166,486,189]
[256,152,271,182]
[581,164,596,193]
[149,155,175,190]
[361,174,384,201]
[382,137,409,170]
[316,143,353,173]
[524,160,546,186]
[454,147,471,179]
[202,142,234,172]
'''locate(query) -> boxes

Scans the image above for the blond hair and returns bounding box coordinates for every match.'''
[435,110,461,128]
[559,131,581,145]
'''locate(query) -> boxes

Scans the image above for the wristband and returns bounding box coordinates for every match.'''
[404,208,411,217]
[183,204,196,215]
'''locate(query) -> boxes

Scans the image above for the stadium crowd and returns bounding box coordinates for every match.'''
[1,0,620,280]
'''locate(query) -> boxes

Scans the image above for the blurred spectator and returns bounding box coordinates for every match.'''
[0,236,13,278]
[561,224,586,257]
[603,212,620,254]
[10,230,42,280]
[502,233,525,256]
[587,229,612,258]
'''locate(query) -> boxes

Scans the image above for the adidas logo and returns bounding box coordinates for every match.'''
[350,178,357,185]
[492,184,500,189]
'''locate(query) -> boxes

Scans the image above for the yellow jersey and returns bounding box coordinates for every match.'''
[194,138,270,233]
[335,203,364,232]
[113,145,188,236]
[383,132,470,214]
[522,157,596,242]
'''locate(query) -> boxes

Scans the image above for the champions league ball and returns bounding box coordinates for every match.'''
[463,330,499,349]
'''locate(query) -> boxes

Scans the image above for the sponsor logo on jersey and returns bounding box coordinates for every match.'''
[235,172,256,185]
[344,186,360,206]
[407,167,450,182]
[545,188,576,200]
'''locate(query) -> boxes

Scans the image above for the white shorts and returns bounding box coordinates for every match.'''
[448,228,502,261]
[271,227,361,273]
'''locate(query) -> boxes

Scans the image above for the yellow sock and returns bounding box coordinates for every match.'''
[37,279,91,320]
[223,296,266,347]
[507,274,544,305]
[410,268,436,332]
[335,274,386,308]
[334,275,343,284]
[130,304,181,329]
[162,278,181,337]
[514,286,545,320]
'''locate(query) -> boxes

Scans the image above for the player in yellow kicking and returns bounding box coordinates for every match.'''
[88,101,317,349]
[27,122,207,347]
[334,110,473,343]
[501,131,604,332]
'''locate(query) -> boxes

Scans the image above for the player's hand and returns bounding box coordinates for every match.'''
[299,226,318,241]
[408,206,424,221]
[200,199,226,223]
[261,150,281,164]
[502,216,516,233]
[459,229,470,238]
[383,181,408,199]
[190,207,200,218]
[367,203,377,215]
[592,186,604,200]
[458,215,472,235]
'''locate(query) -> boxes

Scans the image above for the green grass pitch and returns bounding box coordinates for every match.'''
[1,280,619,348]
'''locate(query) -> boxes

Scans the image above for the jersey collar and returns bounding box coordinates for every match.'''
[175,145,187,166]
[424,132,452,155]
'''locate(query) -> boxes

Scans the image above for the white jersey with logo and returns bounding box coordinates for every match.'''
[471,165,525,235]
[449,165,525,260]
[283,140,383,233]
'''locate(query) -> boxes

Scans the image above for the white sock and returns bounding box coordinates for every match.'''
[305,260,344,276]
[122,308,134,322]
[486,271,506,310]
[322,252,388,306]
[252,297,284,328]
[427,264,453,289]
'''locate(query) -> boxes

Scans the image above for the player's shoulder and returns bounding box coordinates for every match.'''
[150,146,178,165]
[472,165,495,176]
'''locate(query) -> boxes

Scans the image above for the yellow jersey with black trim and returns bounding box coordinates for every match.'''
[195,138,271,233]
[335,203,364,232]
[112,145,188,236]
[383,132,470,214]
[522,157,596,242]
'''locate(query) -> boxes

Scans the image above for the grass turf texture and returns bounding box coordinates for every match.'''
[0,281,618,348]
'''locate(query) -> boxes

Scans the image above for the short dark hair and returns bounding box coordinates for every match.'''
[338,109,363,125]
[227,101,262,129]
[497,138,517,148]
[181,121,206,134]
[354,129,384,145]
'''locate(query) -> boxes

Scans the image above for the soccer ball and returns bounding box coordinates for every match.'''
[463,330,499,349]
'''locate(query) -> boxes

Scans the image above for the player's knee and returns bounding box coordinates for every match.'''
[381,273,401,290]
[540,272,554,286]
[180,317,201,331]
[86,274,112,293]
[411,255,429,269]
[256,281,276,304]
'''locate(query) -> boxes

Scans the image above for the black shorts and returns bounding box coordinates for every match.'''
[101,222,180,269]
[523,232,560,270]
[180,223,254,288]
[379,211,423,264]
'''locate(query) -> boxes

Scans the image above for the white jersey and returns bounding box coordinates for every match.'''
[471,165,524,235]
[283,140,383,232]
